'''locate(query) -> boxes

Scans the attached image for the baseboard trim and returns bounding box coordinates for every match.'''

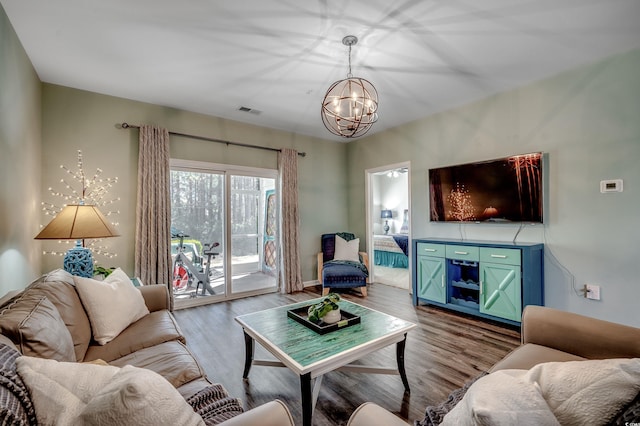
[303,280,320,288]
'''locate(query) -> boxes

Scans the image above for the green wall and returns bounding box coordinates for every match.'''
[0,4,42,296]
[3,0,639,327]
[348,48,640,327]
[40,84,348,282]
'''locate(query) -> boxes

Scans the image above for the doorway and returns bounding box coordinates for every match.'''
[366,162,411,290]
[170,159,278,309]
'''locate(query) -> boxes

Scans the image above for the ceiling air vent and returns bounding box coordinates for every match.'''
[238,106,262,115]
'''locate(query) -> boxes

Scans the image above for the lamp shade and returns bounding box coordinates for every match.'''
[380,209,392,219]
[35,204,120,240]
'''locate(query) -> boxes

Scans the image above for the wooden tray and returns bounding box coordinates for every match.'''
[287,305,361,335]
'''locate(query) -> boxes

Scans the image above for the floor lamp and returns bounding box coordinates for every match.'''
[35,204,119,277]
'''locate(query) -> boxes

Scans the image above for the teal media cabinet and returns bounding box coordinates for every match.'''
[412,238,544,326]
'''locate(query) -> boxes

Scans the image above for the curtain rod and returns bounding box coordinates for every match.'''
[119,123,306,157]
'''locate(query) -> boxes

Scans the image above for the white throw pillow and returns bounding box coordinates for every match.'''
[442,358,640,426]
[333,235,360,262]
[16,356,121,425]
[442,370,560,426]
[16,356,204,426]
[81,365,204,426]
[74,268,149,345]
[524,358,640,425]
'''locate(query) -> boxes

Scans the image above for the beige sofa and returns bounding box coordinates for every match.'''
[348,305,640,425]
[0,269,294,425]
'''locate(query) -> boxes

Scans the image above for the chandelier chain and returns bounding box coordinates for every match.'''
[347,44,353,78]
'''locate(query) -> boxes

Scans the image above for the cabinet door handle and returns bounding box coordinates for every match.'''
[491,254,507,259]
[479,281,483,294]
[441,275,445,287]
[454,251,468,255]
[424,248,436,252]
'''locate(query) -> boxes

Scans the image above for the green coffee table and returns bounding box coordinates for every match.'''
[235,298,416,426]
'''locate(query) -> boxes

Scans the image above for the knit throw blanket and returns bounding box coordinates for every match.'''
[415,372,487,426]
[336,232,355,242]
[0,343,37,426]
[186,384,244,425]
[324,259,369,276]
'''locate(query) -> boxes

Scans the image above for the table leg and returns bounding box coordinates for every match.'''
[242,331,254,379]
[300,373,312,426]
[396,333,410,392]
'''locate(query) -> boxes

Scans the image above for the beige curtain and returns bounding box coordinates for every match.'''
[134,125,173,309]
[278,148,303,293]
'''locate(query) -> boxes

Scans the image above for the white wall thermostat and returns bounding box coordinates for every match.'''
[600,179,623,193]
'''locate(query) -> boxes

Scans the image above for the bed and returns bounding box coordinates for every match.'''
[373,234,409,268]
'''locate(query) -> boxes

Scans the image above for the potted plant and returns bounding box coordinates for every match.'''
[308,293,342,324]
[93,266,115,279]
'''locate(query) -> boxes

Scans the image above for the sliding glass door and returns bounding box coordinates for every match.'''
[170,167,226,303]
[170,160,278,308]
[230,175,277,294]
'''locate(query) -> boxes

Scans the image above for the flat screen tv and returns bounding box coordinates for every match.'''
[429,152,544,224]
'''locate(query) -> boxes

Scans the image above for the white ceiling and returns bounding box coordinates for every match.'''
[3,0,640,141]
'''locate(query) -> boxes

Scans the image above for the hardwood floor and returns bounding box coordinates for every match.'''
[173,284,520,425]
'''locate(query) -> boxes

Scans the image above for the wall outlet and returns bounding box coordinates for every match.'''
[586,284,601,300]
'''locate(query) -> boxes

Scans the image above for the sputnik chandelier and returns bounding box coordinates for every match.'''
[321,35,378,138]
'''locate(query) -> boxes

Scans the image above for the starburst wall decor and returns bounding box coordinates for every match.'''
[40,150,121,263]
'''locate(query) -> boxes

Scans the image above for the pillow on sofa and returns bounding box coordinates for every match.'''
[15,356,204,426]
[441,369,559,426]
[16,355,120,424]
[334,235,360,262]
[523,358,640,425]
[81,365,204,426]
[74,268,150,345]
[28,269,94,361]
[0,294,76,362]
[442,358,640,426]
